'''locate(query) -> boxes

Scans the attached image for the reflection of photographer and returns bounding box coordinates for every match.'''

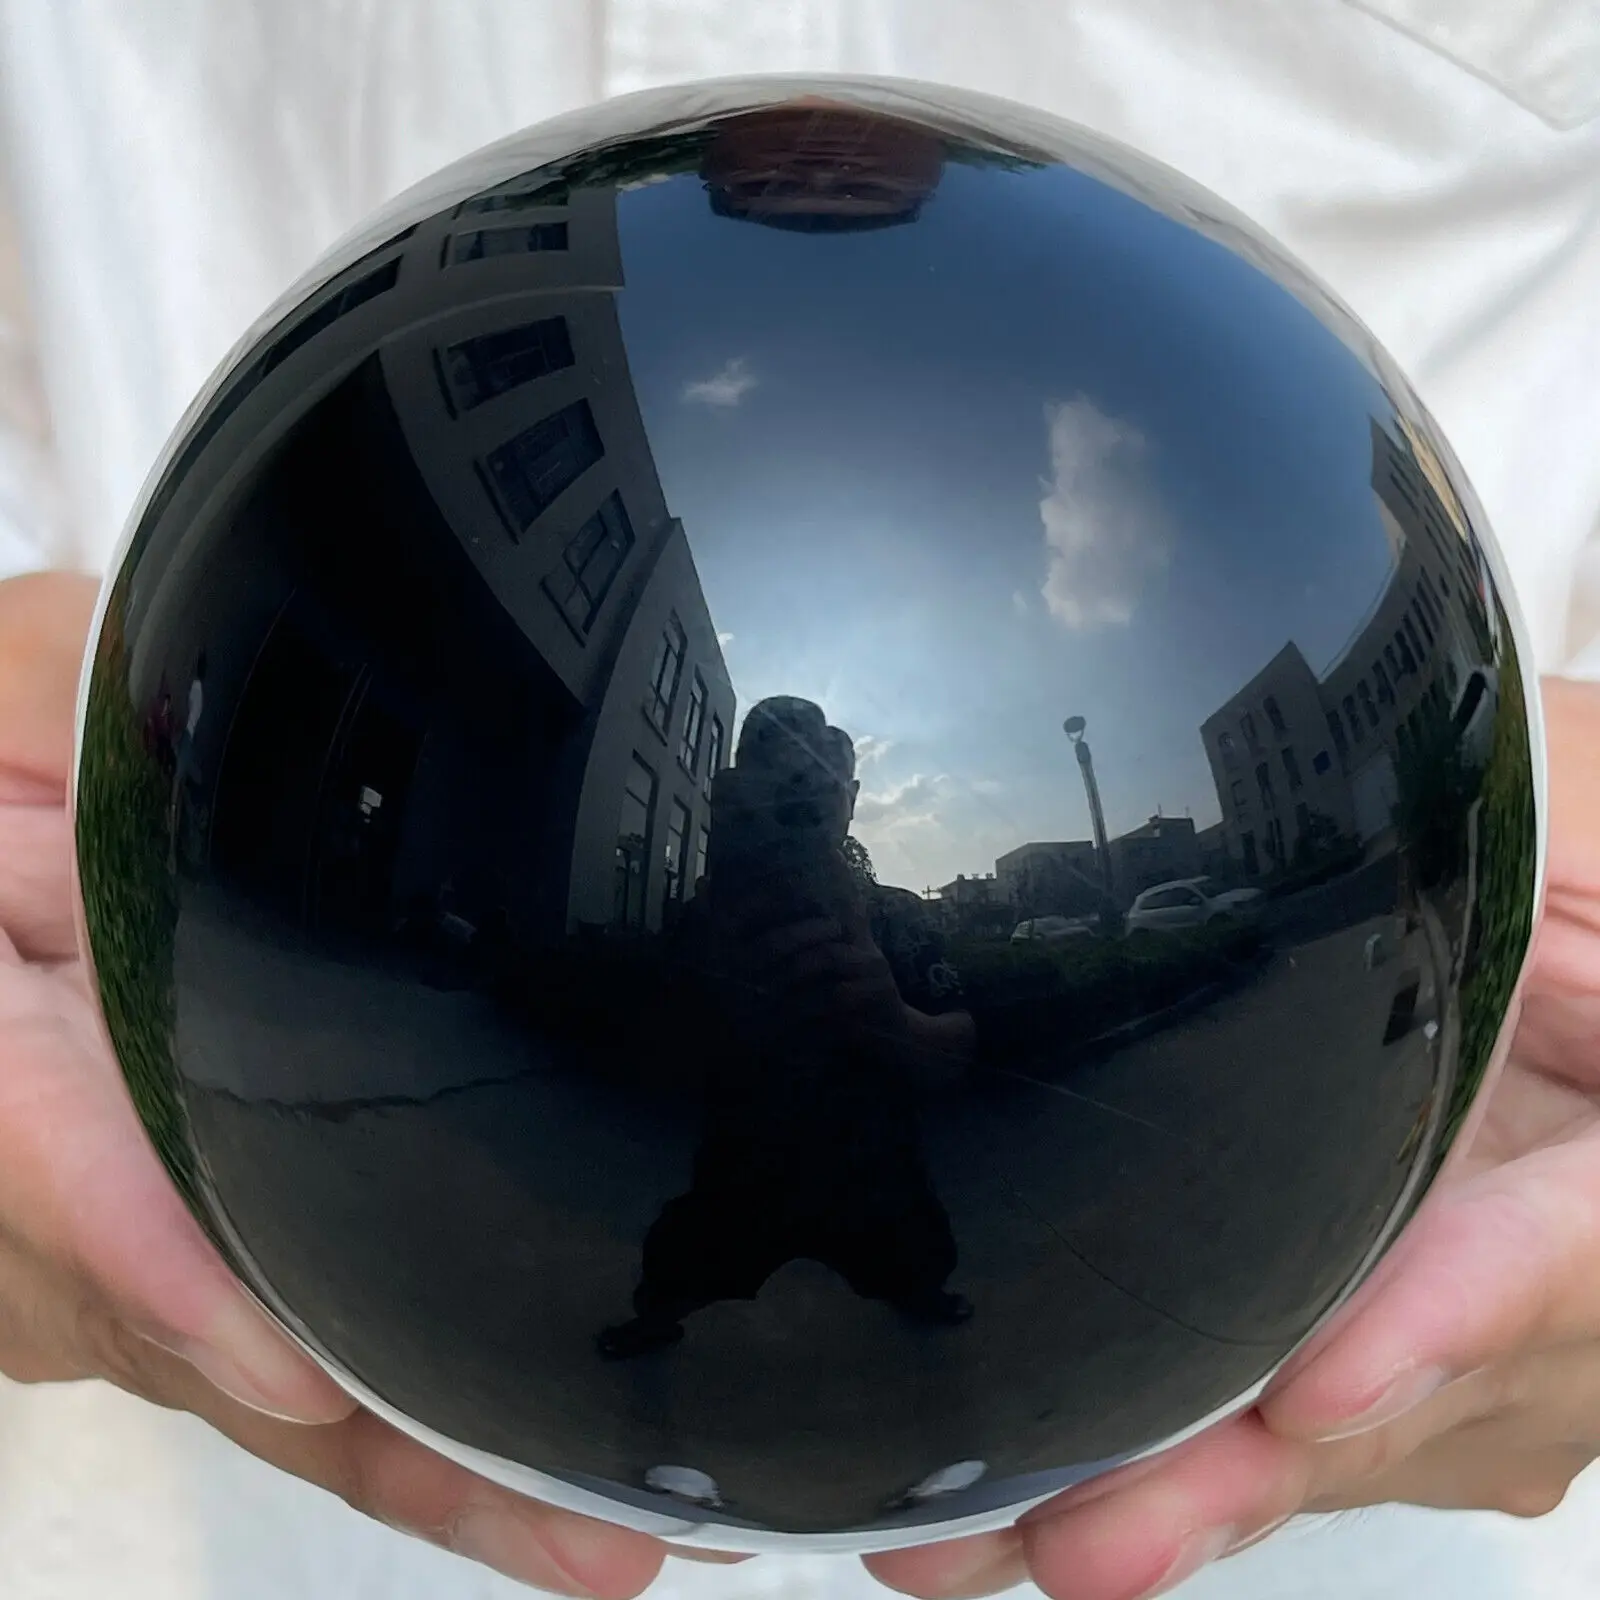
[598,698,978,1360]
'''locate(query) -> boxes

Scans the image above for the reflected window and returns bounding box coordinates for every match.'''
[1281,747,1303,792]
[1294,802,1311,838]
[1229,778,1247,813]
[1395,629,1418,675]
[645,615,687,736]
[1264,696,1287,736]
[1240,831,1260,877]
[482,399,603,535]
[614,756,657,929]
[1266,817,1285,865]
[1373,660,1394,705]
[1357,680,1380,728]
[680,673,708,774]
[1404,613,1427,661]
[1255,761,1275,809]
[1241,712,1261,752]
[694,825,709,887]
[542,492,635,639]
[663,800,692,914]
[1384,644,1402,682]
[1413,597,1436,649]
[259,258,400,378]
[438,317,575,413]
[704,715,726,798]
[1312,750,1332,776]
[1217,729,1238,767]
[450,223,569,263]
[1342,695,1365,743]
[459,181,569,214]
[1326,709,1349,759]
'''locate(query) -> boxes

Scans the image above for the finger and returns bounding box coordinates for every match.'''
[1260,1131,1600,1443]
[0,804,76,960]
[863,1531,1025,1599]
[868,1417,1306,1600]
[0,572,100,791]
[107,1329,668,1599]
[0,1232,671,1598]
[745,917,844,972]
[1302,1341,1600,1516]
[0,968,354,1423]
[1015,1416,1309,1600]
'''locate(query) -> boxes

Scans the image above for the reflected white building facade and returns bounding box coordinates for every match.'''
[1201,418,1491,878]
[376,177,736,935]
[126,176,733,941]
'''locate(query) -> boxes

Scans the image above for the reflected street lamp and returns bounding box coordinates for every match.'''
[1064,716,1113,897]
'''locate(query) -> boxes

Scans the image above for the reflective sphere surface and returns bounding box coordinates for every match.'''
[75,77,1541,1549]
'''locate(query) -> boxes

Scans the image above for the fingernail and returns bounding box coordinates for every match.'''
[149,1293,353,1424]
[1135,1525,1236,1600]
[1312,1362,1448,1441]
[452,1507,597,1595]
[933,1538,1023,1597]
[1222,1514,1292,1558]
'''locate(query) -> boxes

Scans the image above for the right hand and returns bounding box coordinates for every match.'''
[0,573,690,1597]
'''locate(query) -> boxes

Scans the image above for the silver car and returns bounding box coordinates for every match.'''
[1124,877,1263,934]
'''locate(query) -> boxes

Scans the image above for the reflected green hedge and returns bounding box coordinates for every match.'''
[1444,642,1539,1152]
[951,920,1265,1066]
[74,600,197,1211]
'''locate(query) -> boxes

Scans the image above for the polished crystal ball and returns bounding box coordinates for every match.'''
[74,77,1541,1552]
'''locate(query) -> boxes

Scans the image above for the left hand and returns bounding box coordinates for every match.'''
[722,885,913,1055]
[864,676,1600,1600]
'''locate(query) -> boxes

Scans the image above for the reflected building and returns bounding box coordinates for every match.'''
[932,871,1009,931]
[1106,815,1203,901]
[123,178,733,946]
[994,840,1101,918]
[1201,417,1493,877]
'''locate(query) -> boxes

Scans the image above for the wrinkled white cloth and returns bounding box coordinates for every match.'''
[0,2,1597,1596]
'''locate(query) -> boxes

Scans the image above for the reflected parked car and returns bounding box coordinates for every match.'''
[1124,878,1264,935]
[1010,914,1098,943]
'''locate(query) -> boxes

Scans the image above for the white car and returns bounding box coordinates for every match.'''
[1124,877,1263,935]
[1010,914,1097,943]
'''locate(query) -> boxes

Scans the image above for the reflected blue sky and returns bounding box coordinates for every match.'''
[616,160,1401,891]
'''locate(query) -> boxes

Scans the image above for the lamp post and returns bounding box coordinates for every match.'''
[1064,716,1113,899]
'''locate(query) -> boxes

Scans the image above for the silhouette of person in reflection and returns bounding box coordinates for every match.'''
[598,697,979,1360]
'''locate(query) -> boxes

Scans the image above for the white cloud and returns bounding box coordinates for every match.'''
[1011,589,1031,617]
[853,773,943,828]
[970,777,1003,796]
[683,357,757,408]
[852,733,894,769]
[1037,396,1172,630]
[716,630,736,648]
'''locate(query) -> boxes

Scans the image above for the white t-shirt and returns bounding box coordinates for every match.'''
[0,3,1597,1597]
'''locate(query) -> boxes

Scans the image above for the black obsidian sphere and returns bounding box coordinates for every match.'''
[75,77,1540,1550]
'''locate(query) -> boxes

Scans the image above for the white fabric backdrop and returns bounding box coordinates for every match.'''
[0,2,1596,1595]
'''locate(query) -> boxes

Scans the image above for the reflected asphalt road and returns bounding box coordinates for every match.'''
[179,901,1435,1528]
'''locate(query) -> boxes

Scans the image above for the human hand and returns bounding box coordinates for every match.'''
[708,857,911,1055]
[0,573,698,1598]
[862,676,1600,1600]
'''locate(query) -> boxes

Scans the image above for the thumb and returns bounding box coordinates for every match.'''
[1258,1133,1600,1441]
[0,571,101,794]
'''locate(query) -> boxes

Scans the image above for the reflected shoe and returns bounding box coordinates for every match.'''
[597,1317,686,1359]
[895,1290,974,1327]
